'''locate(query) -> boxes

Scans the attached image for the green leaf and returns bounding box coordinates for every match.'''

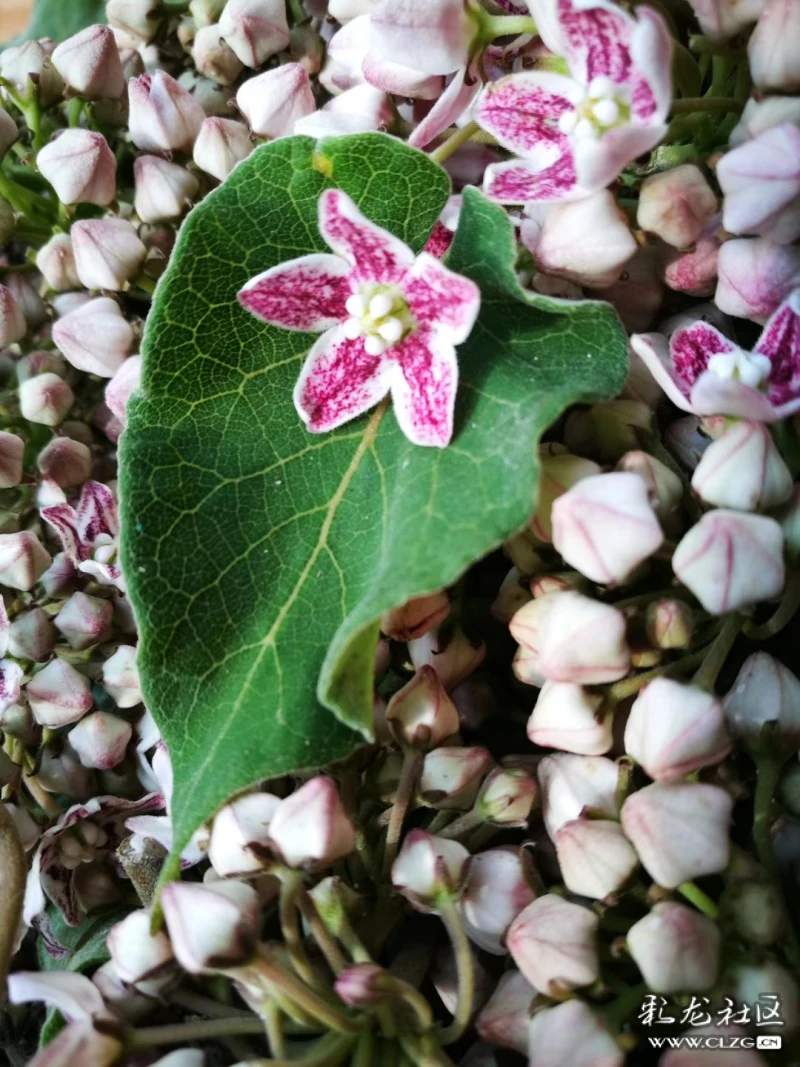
[6,0,106,47]
[120,134,628,861]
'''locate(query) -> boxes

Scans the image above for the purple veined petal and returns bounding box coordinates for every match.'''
[41,502,90,567]
[670,321,738,390]
[554,0,637,88]
[755,290,800,407]
[362,49,444,100]
[689,372,779,421]
[629,333,696,413]
[8,970,108,1022]
[238,253,353,333]
[400,252,481,344]
[388,328,459,448]
[76,481,119,543]
[0,658,23,716]
[483,155,578,204]
[629,5,673,122]
[474,72,580,157]
[293,325,394,433]
[572,121,669,193]
[318,189,414,285]
[408,67,481,150]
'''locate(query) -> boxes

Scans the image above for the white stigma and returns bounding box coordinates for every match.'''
[345,294,367,317]
[369,293,394,319]
[592,98,620,126]
[364,335,387,356]
[707,349,772,389]
[574,117,597,140]
[588,75,616,99]
[378,317,404,343]
[558,110,578,135]
[343,285,411,354]
[343,317,362,340]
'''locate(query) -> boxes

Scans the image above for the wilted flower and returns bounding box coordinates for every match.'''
[717,124,800,244]
[37,129,117,207]
[527,999,624,1067]
[208,791,281,876]
[555,818,638,899]
[42,480,124,588]
[691,420,793,511]
[391,829,469,910]
[161,879,261,974]
[507,894,599,993]
[459,847,535,954]
[53,297,134,377]
[236,64,315,138]
[528,681,612,755]
[724,652,800,749]
[267,776,355,869]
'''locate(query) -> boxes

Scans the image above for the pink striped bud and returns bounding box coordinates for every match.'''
[718,124,800,244]
[617,451,683,523]
[334,962,388,1008]
[555,818,638,899]
[419,746,493,809]
[730,95,800,147]
[637,165,717,249]
[391,828,469,910]
[628,901,720,993]
[268,776,355,869]
[208,791,281,876]
[386,666,459,748]
[236,64,315,138]
[108,908,174,985]
[0,432,23,489]
[37,130,116,207]
[381,590,450,642]
[691,420,793,511]
[538,753,619,840]
[460,847,535,954]
[51,25,125,99]
[27,658,93,728]
[20,374,74,427]
[106,0,162,44]
[0,531,51,590]
[532,451,601,543]
[528,682,612,756]
[528,999,624,1067]
[1,41,64,104]
[134,156,198,223]
[69,710,133,770]
[129,71,205,153]
[219,0,290,67]
[192,24,244,86]
[716,237,800,323]
[105,355,142,426]
[507,894,599,993]
[192,117,253,181]
[53,297,133,377]
[535,192,637,288]
[102,645,142,708]
[36,234,80,293]
[473,765,537,828]
[369,0,475,76]
[724,651,800,750]
[54,592,112,651]
[8,608,55,662]
[37,438,92,489]
[71,219,146,291]
[162,879,261,975]
[645,598,694,650]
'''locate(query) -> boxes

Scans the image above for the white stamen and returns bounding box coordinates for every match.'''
[364,335,387,356]
[368,293,394,319]
[592,98,620,126]
[588,75,616,99]
[558,110,578,135]
[574,117,597,140]
[343,317,362,340]
[378,317,404,343]
[708,349,772,389]
[345,294,367,317]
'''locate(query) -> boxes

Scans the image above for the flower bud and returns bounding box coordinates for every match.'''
[552,472,663,586]
[8,608,55,662]
[535,191,637,288]
[475,969,534,1054]
[107,908,174,986]
[381,591,450,642]
[555,818,638,899]
[531,452,602,543]
[731,962,799,1033]
[748,0,800,91]
[0,432,23,489]
[663,225,721,298]
[724,651,800,750]
[731,94,800,149]
[691,420,792,511]
[645,598,694,650]
[538,753,619,841]
[627,901,719,994]
[134,156,198,225]
[0,284,26,346]
[419,746,493,810]
[511,591,629,687]
[507,894,599,993]
[192,117,253,181]
[624,678,731,782]
[129,71,205,153]
[51,25,125,99]
[192,24,244,85]
[386,666,459,749]
[208,791,281,876]
[334,962,388,1008]
[107,0,162,43]
[0,531,51,590]
[69,710,133,770]
[391,828,469,910]
[0,108,17,161]
[53,297,134,377]
[54,592,112,651]
[19,373,75,426]
[268,776,355,869]
[37,438,93,490]
[718,124,800,244]
[103,645,142,708]
[161,879,261,974]
[105,355,142,426]
[528,682,612,756]
[71,218,147,291]
[27,658,93,728]
[4,274,45,333]
[37,130,116,207]
[673,510,785,615]
[219,0,290,67]
[474,766,537,827]
[729,881,785,945]
[36,234,80,293]
[460,847,535,954]
[621,781,732,888]
[236,64,315,138]
[528,999,623,1067]
[616,451,683,524]
[407,626,485,692]
[491,567,532,624]
[1,41,64,104]
[294,84,393,138]
[637,165,717,249]
[716,238,800,324]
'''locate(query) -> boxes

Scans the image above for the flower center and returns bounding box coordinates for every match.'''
[343,287,414,357]
[707,348,772,389]
[558,76,630,140]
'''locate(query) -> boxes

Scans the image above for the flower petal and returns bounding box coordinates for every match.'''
[389,329,459,448]
[362,49,444,100]
[689,372,778,421]
[318,189,414,285]
[554,0,636,84]
[756,291,800,407]
[77,481,119,543]
[629,333,695,413]
[408,67,481,150]
[238,254,352,333]
[0,597,8,658]
[629,6,673,121]
[474,72,579,158]
[573,122,668,193]
[8,970,107,1022]
[670,321,737,388]
[484,157,578,204]
[0,658,23,716]
[293,325,394,433]
[41,503,89,567]
[400,252,481,343]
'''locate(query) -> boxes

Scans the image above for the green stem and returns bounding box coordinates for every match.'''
[429,122,481,165]
[253,949,364,1035]
[744,570,800,640]
[265,1000,287,1058]
[161,0,191,10]
[677,881,719,919]
[670,97,742,113]
[0,169,53,223]
[482,14,538,38]
[692,613,742,691]
[436,901,474,1046]
[131,273,157,295]
[0,805,25,1004]
[603,983,648,1033]
[278,870,319,989]
[350,1030,376,1067]
[243,1032,358,1066]
[688,34,744,56]
[296,885,348,975]
[382,747,422,877]
[130,1016,271,1046]
[435,807,482,841]
[607,649,706,703]
[66,98,84,128]
[384,976,434,1033]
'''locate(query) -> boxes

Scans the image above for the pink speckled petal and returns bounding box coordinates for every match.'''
[400,252,481,343]
[318,189,414,285]
[76,481,118,542]
[474,72,579,157]
[555,0,637,87]
[573,121,668,193]
[756,291,800,407]
[629,333,695,413]
[238,254,352,333]
[408,67,481,150]
[390,329,459,448]
[670,321,737,388]
[689,372,778,421]
[293,326,394,433]
[629,6,673,122]
[0,658,23,716]
[41,503,90,567]
[483,154,578,204]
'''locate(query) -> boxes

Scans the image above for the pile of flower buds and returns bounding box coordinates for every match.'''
[0,0,800,1064]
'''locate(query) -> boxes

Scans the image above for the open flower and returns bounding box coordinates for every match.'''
[238,189,480,447]
[475,0,672,203]
[41,480,123,589]
[631,291,800,420]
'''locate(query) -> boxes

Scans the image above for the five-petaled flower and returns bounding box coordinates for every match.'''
[631,291,800,421]
[41,480,124,590]
[238,189,481,448]
[474,0,672,203]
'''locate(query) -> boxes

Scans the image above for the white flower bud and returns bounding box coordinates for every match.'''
[419,746,493,810]
[391,828,469,911]
[51,25,125,99]
[531,452,602,543]
[538,752,619,840]
[715,237,800,323]
[69,710,133,770]
[0,531,51,590]
[386,666,460,748]
[36,234,80,293]
[37,130,116,207]
[460,847,535,954]
[129,71,205,153]
[27,658,93,728]
[645,599,694,650]
[616,450,683,522]
[0,432,23,489]
[105,355,143,426]
[193,24,244,85]
[624,678,732,782]
[71,218,146,291]
[535,191,637,288]
[507,894,599,993]
[732,962,800,1033]
[555,818,639,899]
[528,999,623,1067]
[8,608,55,662]
[637,165,718,248]
[134,156,199,223]
[1,41,64,104]
[236,64,315,138]
[0,107,18,160]
[208,791,281,876]
[729,880,785,945]
[621,781,732,888]
[268,775,355,869]
[475,969,535,1055]
[37,437,93,489]
[627,901,720,993]
[381,590,450,642]
[475,766,537,827]
[54,592,113,650]
[219,0,290,67]
[5,274,46,332]
[691,421,793,511]
[192,117,253,181]
[724,651,800,750]
[19,374,75,426]
[106,0,163,44]
[673,510,785,615]
[407,626,485,691]
[161,879,261,974]
[102,645,142,708]
[0,284,26,346]
[748,0,800,91]
[53,297,134,377]
[527,681,612,756]
[107,908,175,985]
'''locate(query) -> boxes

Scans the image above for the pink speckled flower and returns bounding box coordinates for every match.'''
[41,481,123,589]
[630,291,800,421]
[239,190,480,448]
[474,0,672,203]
